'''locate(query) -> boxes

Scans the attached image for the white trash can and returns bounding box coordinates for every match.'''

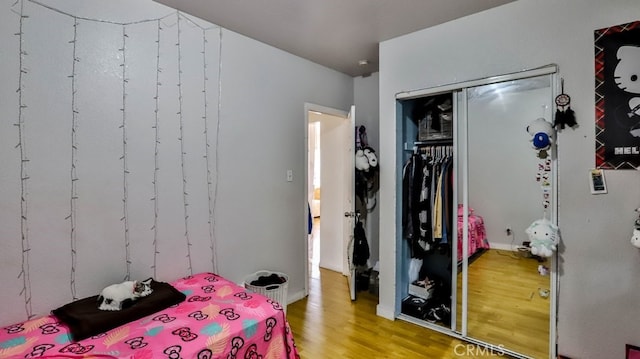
[244,270,289,314]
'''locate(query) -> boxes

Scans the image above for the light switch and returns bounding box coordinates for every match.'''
[286,170,293,182]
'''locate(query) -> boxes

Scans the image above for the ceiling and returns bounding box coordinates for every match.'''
[153,0,514,77]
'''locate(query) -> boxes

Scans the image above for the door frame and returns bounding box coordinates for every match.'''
[303,103,350,297]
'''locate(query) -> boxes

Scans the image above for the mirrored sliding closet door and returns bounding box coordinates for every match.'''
[396,65,558,359]
[459,70,557,359]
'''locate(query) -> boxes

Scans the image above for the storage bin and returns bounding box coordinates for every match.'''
[408,280,434,300]
[401,295,430,320]
[244,270,289,314]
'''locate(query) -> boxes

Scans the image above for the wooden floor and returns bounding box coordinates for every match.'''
[459,249,551,359]
[287,250,551,358]
[287,268,475,358]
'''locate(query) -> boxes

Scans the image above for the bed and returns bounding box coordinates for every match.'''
[457,205,490,262]
[0,272,299,359]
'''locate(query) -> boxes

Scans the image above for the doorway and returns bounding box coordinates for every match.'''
[308,120,321,279]
[304,103,353,298]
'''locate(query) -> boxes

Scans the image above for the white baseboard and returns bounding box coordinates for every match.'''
[376,304,395,320]
[488,242,518,251]
[286,289,306,305]
[319,263,342,273]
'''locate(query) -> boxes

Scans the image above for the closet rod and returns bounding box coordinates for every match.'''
[403,139,453,150]
[415,145,453,157]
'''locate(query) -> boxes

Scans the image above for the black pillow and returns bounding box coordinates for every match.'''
[52,279,186,341]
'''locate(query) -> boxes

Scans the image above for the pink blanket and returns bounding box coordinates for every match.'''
[457,214,490,261]
[0,272,299,359]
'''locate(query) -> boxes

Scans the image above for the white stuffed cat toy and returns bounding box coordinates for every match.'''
[631,228,640,249]
[526,218,559,258]
[98,278,153,311]
[632,208,640,249]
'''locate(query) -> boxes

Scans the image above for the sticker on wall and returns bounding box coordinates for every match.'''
[588,168,607,195]
[594,20,640,170]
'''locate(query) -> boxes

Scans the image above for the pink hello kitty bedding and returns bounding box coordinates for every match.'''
[457,206,490,261]
[0,272,299,359]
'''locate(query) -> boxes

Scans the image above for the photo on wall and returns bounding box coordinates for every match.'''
[594,20,640,169]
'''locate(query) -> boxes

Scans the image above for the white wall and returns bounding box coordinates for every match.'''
[354,73,380,267]
[0,0,353,326]
[213,28,353,300]
[379,1,640,358]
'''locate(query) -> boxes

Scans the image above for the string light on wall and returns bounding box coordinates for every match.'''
[23,0,176,295]
[120,24,132,281]
[179,13,219,273]
[10,0,224,301]
[201,28,216,273]
[201,29,213,269]
[151,18,162,278]
[14,0,34,320]
[176,14,194,275]
[212,27,222,274]
[68,17,80,300]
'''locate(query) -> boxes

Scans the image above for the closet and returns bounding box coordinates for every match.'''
[399,92,457,328]
[395,65,559,359]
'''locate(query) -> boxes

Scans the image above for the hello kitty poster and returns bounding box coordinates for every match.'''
[595,20,640,170]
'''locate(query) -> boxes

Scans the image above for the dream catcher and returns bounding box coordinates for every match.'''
[553,78,577,130]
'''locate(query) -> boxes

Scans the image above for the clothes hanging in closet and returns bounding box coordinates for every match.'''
[402,148,453,258]
[402,152,428,258]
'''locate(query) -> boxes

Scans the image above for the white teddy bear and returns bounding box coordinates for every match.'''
[526,218,560,258]
[355,149,370,171]
[355,146,378,172]
[526,118,555,158]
